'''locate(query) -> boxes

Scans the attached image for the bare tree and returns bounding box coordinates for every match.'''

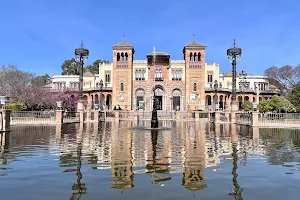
[264,65,300,90]
[0,65,35,96]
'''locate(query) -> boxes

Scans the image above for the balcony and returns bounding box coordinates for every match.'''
[172,78,182,81]
[155,77,163,81]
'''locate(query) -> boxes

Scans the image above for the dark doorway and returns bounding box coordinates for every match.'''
[156,96,162,110]
[136,96,144,109]
[173,96,180,110]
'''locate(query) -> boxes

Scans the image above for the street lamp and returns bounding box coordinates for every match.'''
[239,70,247,110]
[75,41,89,112]
[227,39,242,112]
[99,79,103,110]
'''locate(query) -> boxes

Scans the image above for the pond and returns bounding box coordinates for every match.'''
[1,122,300,200]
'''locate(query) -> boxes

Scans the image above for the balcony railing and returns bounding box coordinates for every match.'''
[155,77,163,81]
[172,78,182,81]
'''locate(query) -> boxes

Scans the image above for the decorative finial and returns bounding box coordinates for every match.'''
[233,39,236,48]
[162,47,165,52]
[80,40,84,48]
[153,46,156,54]
[193,34,195,41]
[123,34,126,41]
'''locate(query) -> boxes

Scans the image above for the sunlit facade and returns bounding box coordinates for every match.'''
[50,39,280,111]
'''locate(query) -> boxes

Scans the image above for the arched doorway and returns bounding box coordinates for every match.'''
[94,94,99,109]
[106,94,112,110]
[172,89,181,111]
[135,88,145,110]
[152,85,165,110]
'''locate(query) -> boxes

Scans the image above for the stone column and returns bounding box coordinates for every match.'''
[78,111,84,123]
[86,101,92,121]
[55,124,62,139]
[230,111,237,124]
[94,110,99,122]
[215,123,220,136]
[215,111,221,124]
[55,110,63,124]
[195,111,199,121]
[252,112,259,127]
[225,112,230,123]
[1,109,12,132]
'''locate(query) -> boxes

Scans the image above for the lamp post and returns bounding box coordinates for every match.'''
[75,41,89,112]
[213,80,219,111]
[227,39,242,112]
[239,70,247,110]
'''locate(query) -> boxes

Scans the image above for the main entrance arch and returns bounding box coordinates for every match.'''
[151,84,166,111]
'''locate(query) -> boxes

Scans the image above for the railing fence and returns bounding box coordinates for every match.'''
[11,111,56,125]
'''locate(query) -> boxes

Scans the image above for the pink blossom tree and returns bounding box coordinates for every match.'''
[11,85,78,111]
[53,89,78,111]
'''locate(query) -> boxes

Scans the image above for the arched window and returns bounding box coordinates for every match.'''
[198,52,201,61]
[117,52,120,61]
[120,82,124,91]
[105,73,110,83]
[121,52,124,61]
[125,52,128,61]
[193,82,197,91]
[190,52,193,62]
[194,52,197,62]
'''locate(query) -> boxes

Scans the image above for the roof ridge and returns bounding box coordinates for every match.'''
[185,40,205,47]
[113,39,133,47]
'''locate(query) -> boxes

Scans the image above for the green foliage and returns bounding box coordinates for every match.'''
[289,83,300,112]
[258,99,273,112]
[4,99,27,111]
[258,95,296,113]
[61,58,83,75]
[86,59,109,74]
[61,59,109,75]
[32,74,50,86]
[243,101,252,111]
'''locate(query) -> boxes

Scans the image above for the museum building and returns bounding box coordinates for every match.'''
[50,39,280,111]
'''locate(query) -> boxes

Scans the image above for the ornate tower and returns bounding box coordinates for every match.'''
[183,40,206,110]
[112,40,135,109]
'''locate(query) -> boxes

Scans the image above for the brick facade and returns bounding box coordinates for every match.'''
[79,39,280,111]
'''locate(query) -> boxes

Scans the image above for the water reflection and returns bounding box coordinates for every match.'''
[1,122,300,199]
[182,123,207,192]
[111,121,134,189]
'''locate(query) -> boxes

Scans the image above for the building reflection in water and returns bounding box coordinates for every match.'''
[70,123,87,200]
[146,129,172,184]
[25,120,300,197]
[6,119,300,199]
[229,125,243,200]
[110,121,134,189]
[182,122,207,192]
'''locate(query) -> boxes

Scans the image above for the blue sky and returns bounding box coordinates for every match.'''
[0,0,299,77]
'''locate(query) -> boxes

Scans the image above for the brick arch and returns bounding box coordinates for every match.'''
[151,82,166,93]
[170,86,184,94]
[134,85,146,93]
